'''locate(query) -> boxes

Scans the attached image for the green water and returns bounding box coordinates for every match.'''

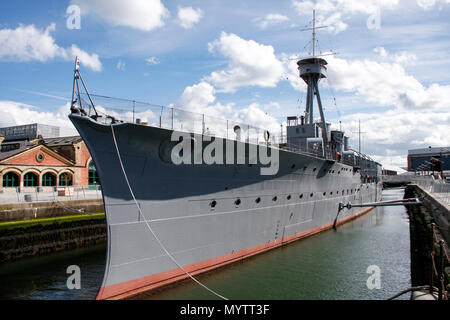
[0,189,411,300]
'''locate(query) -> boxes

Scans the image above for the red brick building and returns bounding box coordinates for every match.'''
[0,134,99,192]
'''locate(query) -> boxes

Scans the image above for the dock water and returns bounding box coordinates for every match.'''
[0,188,416,300]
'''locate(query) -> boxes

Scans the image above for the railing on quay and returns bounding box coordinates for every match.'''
[412,175,450,206]
[0,185,102,204]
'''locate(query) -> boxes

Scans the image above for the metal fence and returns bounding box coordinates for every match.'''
[0,186,102,204]
[80,94,379,165]
[412,176,450,206]
[83,94,286,146]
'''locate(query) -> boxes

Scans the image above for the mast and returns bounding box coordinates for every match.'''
[298,11,329,146]
[312,10,316,57]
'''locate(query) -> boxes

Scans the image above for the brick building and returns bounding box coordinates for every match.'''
[0,124,99,192]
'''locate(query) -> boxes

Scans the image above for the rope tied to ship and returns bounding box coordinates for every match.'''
[110,124,229,300]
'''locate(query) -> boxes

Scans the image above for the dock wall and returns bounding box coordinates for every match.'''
[0,199,106,263]
[0,199,104,222]
[405,184,449,297]
[0,216,106,263]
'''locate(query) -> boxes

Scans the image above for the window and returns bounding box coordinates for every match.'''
[42,172,56,187]
[59,172,73,186]
[23,172,38,187]
[0,143,20,152]
[2,172,19,188]
[88,161,100,186]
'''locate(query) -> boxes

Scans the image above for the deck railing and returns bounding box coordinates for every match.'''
[80,93,374,164]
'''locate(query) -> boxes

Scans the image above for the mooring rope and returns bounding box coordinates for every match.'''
[110,125,228,300]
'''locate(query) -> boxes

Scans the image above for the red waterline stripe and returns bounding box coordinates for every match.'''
[96,206,374,300]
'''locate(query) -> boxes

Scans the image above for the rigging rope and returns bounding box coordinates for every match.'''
[110,124,229,300]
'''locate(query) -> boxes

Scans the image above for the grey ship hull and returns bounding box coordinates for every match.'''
[69,114,382,300]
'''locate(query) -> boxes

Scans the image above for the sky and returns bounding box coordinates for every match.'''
[0,0,449,172]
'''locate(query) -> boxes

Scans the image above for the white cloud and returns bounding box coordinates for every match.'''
[205,32,285,93]
[177,81,281,138]
[179,82,217,114]
[325,54,450,111]
[416,0,450,10]
[67,45,102,72]
[253,13,290,29]
[373,46,417,65]
[417,0,437,10]
[71,0,170,31]
[0,24,102,71]
[176,7,204,29]
[340,109,450,172]
[0,101,78,136]
[116,59,125,71]
[291,0,400,34]
[145,57,160,65]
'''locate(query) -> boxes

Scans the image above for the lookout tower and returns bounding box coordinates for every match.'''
[297,10,329,144]
[286,10,350,159]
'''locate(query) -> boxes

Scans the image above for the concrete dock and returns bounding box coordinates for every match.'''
[405,177,450,300]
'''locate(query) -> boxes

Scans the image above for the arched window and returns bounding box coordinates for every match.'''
[42,172,56,187]
[88,161,100,188]
[23,172,38,187]
[59,172,73,186]
[2,172,19,188]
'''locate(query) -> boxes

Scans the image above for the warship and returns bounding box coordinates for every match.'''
[69,14,382,300]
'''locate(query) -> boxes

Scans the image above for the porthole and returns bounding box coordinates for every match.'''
[272,196,278,202]
[255,197,261,204]
[299,194,303,199]
[330,192,333,195]
[323,192,326,196]
[291,164,296,169]
[303,166,307,171]
[313,168,317,172]
[310,193,314,198]
[210,200,217,208]
[287,195,291,200]
[235,199,241,206]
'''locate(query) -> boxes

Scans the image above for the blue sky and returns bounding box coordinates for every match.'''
[0,0,450,171]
